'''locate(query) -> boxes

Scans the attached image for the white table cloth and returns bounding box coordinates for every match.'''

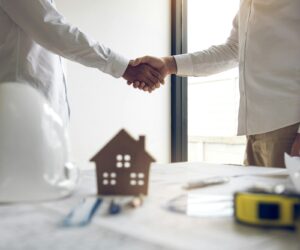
[1,163,299,250]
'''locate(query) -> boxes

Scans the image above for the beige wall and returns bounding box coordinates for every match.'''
[55,0,171,168]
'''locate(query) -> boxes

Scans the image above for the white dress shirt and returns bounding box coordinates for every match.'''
[0,0,129,124]
[175,0,300,136]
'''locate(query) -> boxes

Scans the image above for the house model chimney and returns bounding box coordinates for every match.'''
[139,136,145,148]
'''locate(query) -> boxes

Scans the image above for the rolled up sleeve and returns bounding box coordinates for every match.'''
[0,0,129,78]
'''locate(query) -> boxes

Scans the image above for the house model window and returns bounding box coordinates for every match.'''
[102,172,117,186]
[130,172,145,186]
[90,129,155,196]
[116,154,131,168]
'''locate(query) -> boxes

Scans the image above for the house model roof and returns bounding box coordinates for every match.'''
[90,129,155,163]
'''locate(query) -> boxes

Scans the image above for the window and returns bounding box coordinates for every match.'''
[130,172,145,186]
[116,154,131,168]
[102,172,117,186]
[171,0,245,164]
[187,0,245,165]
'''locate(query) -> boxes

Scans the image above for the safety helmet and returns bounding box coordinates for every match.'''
[0,83,78,203]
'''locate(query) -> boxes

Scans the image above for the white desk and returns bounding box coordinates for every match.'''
[1,163,299,250]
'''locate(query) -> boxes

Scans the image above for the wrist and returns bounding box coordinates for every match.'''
[163,56,177,75]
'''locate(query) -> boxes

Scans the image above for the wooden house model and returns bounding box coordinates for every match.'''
[90,129,155,196]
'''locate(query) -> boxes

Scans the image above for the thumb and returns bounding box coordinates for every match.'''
[130,57,148,67]
[130,58,142,66]
[129,60,135,66]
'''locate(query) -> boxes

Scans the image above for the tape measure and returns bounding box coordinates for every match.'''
[234,189,300,230]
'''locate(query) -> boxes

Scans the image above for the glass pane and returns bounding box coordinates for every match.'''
[187,0,246,165]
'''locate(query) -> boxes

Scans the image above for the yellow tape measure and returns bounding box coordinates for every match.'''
[234,190,300,230]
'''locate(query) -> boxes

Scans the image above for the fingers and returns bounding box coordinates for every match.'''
[129,56,167,84]
[128,79,151,91]
[133,81,148,91]
[139,82,146,90]
[136,64,159,87]
[133,81,140,88]
[134,82,145,90]
[124,62,165,93]
[131,82,155,93]
[145,74,158,87]
[131,82,153,93]
[149,67,164,84]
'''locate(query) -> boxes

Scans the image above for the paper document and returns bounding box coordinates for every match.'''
[284,153,300,192]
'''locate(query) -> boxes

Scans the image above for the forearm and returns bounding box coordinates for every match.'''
[174,43,238,77]
[174,13,239,77]
[0,0,128,78]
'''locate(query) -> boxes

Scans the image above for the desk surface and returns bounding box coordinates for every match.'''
[1,163,299,250]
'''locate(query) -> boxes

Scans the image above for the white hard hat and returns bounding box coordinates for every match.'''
[0,83,78,203]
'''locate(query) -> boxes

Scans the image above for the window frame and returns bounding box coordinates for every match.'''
[171,0,188,162]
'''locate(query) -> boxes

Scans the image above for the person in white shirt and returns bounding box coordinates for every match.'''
[130,0,300,168]
[0,0,162,125]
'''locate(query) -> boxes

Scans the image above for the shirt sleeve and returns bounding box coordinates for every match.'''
[174,13,239,77]
[0,0,129,78]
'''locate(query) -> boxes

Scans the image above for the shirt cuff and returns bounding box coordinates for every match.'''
[174,54,194,76]
[106,51,130,78]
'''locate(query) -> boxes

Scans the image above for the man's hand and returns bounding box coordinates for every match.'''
[128,56,177,92]
[123,63,163,92]
[291,134,300,156]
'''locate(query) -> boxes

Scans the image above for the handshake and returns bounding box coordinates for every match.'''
[123,56,177,93]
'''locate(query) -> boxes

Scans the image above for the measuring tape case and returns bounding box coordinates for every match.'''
[234,191,300,230]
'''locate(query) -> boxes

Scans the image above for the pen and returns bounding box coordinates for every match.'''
[61,197,103,227]
[81,198,102,226]
[183,176,230,190]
